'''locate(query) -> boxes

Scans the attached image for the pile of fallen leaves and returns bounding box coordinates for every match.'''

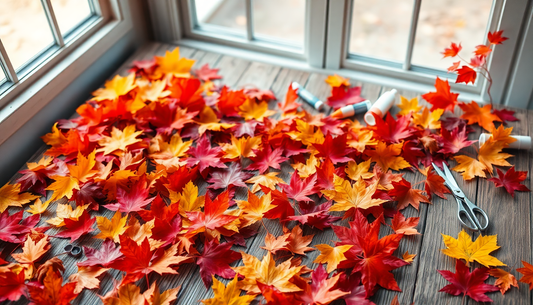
[0,30,532,305]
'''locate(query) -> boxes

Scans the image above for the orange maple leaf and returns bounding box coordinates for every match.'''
[459,101,501,131]
[488,268,518,294]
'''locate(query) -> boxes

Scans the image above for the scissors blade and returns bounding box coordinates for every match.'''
[431,162,456,189]
[441,163,460,190]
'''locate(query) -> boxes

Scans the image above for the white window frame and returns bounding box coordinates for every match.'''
[0,0,134,146]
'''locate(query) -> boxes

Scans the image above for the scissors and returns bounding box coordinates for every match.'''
[431,162,489,231]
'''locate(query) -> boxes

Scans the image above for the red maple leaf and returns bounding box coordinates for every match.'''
[424,165,451,200]
[187,135,227,176]
[194,64,222,82]
[78,239,123,268]
[258,282,299,305]
[55,211,96,242]
[244,87,276,101]
[151,215,182,245]
[488,30,508,45]
[389,179,428,211]
[104,178,154,213]
[442,42,462,58]
[488,166,531,197]
[27,269,78,305]
[196,239,241,287]
[129,59,156,77]
[261,186,295,221]
[278,84,301,113]
[288,201,341,230]
[72,182,104,209]
[247,145,289,173]
[389,211,420,235]
[327,86,365,109]
[316,157,335,191]
[335,273,376,305]
[207,163,253,189]
[455,66,477,85]
[422,77,459,113]
[492,109,518,123]
[0,210,40,243]
[314,134,354,164]
[401,140,425,167]
[372,113,416,144]
[186,190,238,233]
[319,116,344,136]
[0,268,27,302]
[138,194,180,222]
[438,259,499,302]
[294,264,349,304]
[233,120,259,137]
[145,102,198,135]
[437,126,476,155]
[217,87,246,117]
[469,55,486,68]
[280,172,318,202]
[160,166,198,195]
[167,78,205,114]
[447,61,461,72]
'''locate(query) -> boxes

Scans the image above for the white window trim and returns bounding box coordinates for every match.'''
[0,0,133,146]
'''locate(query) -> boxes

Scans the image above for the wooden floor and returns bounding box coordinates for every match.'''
[7,42,533,305]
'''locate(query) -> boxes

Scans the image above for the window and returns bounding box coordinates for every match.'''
[0,0,100,97]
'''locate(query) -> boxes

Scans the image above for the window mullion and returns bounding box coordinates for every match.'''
[0,40,18,83]
[403,0,422,71]
[41,0,65,47]
[245,0,254,41]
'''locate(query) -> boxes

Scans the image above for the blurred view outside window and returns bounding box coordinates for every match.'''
[0,68,5,84]
[349,0,494,70]
[194,0,305,47]
[0,0,92,72]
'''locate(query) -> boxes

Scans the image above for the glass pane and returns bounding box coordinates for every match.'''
[412,0,493,70]
[253,0,305,47]
[194,0,246,34]
[0,0,55,70]
[51,0,92,36]
[0,67,5,84]
[349,0,413,62]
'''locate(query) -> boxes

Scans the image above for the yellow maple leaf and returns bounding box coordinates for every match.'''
[155,47,195,78]
[220,135,262,159]
[68,266,109,294]
[347,129,377,153]
[95,212,129,243]
[101,283,146,305]
[233,252,303,294]
[245,172,285,193]
[367,141,410,172]
[27,198,49,215]
[41,123,67,147]
[287,119,325,146]
[489,125,517,147]
[201,275,255,305]
[323,175,387,213]
[136,79,170,102]
[237,191,274,227]
[150,134,192,159]
[92,73,137,101]
[325,74,350,87]
[0,182,40,212]
[47,203,89,227]
[68,150,98,183]
[97,125,143,156]
[169,181,204,216]
[441,229,506,267]
[403,251,416,263]
[478,138,512,174]
[102,169,136,200]
[196,106,235,135]
[239,99,276,121]
[292,153,319,178]
[314,244,352,273]
[452,155,487,180]
[413,107,443,129]
[345,159,373,181]
[142,282,180,305]
[397,96,423,116]
[44,175,80,204]
[12,233,50,264]
[26,156,54,171]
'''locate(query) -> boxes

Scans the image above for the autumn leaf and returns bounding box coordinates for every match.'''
[68,266,109,294]
[284,225,314,255]
[442,42,462,58]
[493,108,518,123]
[55,211,96,242]
[280,172,317,202]
[12,232,50,264]
[424,165,452,200]
[0,182,40,212]
[196,106,236,134]
[455,66,477,85]
[402,251,416,264]
[287,201,341,230]
[287,119,325,146]
[478,138,513,174]
[422,77,459,113]
[0,210,40,243]
[262,232,290,254]
[489,268,518,294]
[169,181,204,215]
[201,275,255,305]
[292,153,319,178]
[92,73,137,101]
[326,74,350,87]
[187,135,227,175]
[372,113,416,144]
[78,239,123,268]
[345,159,373,181]
[397,96,422,116]
[475,44,492,57]
[217,87,246,117]
[459,101,501,131]
[327,86,365,109]
[412,107,443,129]
[95,212,129,243]
[97,125,143,156]
[27,198,49,215]
[239,99,276,121]
[441,229,505,267]
[207,162,253,190]
[517,260,533,290]
[47,203,88,227]
[28,268,78,305]
[488,30,508,45]
[45,175,80,205]
[261,187,295,222]
[104,178,154,213]
[323,175,386,214]
[437,125,476,155]
[246,172,285,193]
[233,252,303,294]
[195,63,222,81]
[220,135,261,159]
[0,268,27,302]
[390,212,420,235]
[452,155,487,180]
[314,244,352,273]
[438,259,499,302]
[389,179,428,210]
[197,239,241,288]
[186,190,238,235]
[490,124,517,147]
[155,47,195,78]
[247,145,289,174]
[366,141,410,172]
[236,190,274,226]
[488,166,530,197]
[294,264,350,304]
[314,133,354,164]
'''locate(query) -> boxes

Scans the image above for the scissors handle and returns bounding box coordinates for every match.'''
[456,197,489,231]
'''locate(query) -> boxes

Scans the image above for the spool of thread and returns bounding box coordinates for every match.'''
[479,133,532,150]
[364,89,398,126]
[331,100,371,118]
[291,82,324,111]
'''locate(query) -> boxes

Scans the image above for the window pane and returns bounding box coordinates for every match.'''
[194,0,246,35]
[0,0,55,70]
[51,0,92,36]
[349,0,413,62]
[253,0,305,47]
[0,67,5,84]
[412,0,493,70]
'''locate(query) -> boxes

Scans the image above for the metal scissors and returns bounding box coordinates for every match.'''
[431,162,489,231]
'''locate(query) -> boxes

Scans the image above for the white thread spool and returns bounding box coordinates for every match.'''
[364,89,398,126]
[479,133,532,150]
